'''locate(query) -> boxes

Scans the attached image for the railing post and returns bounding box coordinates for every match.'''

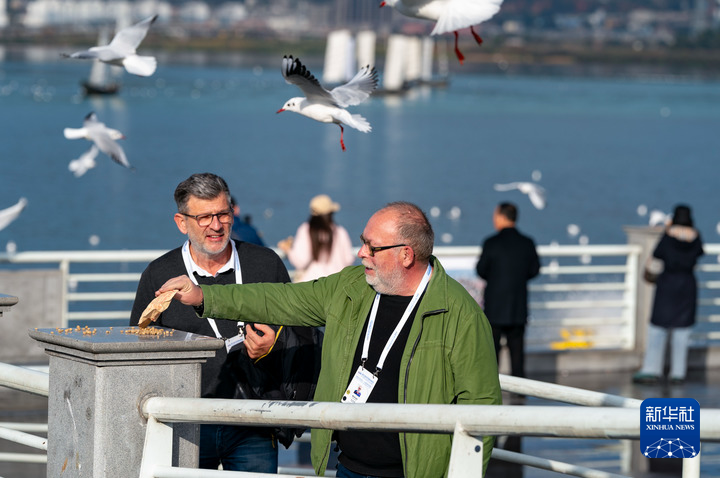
[683,450,701,478]
[29,326,224,477]
[447,422,485,477]
[623,226,664,359]
[59,258,70,328]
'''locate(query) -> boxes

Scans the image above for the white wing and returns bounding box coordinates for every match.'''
[493,182,522,192]
[527,187,546,210]
[432,0,504,35]
[122,55,157,77]
[0,198,28,231]
[108,15,158,56]
[281,55,335,105]
[83,113,133,169]
[64,127,88,140]
[69,145,99,178]
[330,65,378,107]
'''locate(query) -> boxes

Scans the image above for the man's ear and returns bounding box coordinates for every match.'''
[174,213,188,235]
[401,246,415,268]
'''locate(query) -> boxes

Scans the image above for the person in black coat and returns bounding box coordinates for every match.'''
[131,173,320,472]
[476,202,540,378]
[633,204,704,385]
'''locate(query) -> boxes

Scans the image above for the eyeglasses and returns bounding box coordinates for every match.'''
[181,210,233,227]
[360,235,406,257]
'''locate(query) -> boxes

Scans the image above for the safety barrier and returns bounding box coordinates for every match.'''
[1,362,719,477]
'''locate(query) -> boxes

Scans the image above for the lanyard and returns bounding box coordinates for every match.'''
[361,264,432,375]
[181,240,242,339]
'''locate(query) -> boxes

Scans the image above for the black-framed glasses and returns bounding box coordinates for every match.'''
[360,235,406,257]
[181,210,233,227]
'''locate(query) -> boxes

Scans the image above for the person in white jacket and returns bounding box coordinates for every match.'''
[278,194,356,282]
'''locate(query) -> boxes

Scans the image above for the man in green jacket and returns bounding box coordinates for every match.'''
[160,201,502,477]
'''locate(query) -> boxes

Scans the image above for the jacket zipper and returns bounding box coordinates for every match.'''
[402,308,446,475]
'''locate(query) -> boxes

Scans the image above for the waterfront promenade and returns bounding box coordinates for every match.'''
[2,367,719,477]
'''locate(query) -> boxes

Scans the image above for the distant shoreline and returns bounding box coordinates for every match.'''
[4,30,720,79]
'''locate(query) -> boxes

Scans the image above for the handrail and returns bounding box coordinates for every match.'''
[143,398,715,440]
[0,363,714,477]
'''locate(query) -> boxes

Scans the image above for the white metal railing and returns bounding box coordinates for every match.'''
[1,362,718,477]
[1,244,719,351]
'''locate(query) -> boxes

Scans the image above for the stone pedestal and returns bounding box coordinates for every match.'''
[29,326,224,478]
[0,293,19,318]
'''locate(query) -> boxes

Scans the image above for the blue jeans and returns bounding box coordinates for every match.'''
[199,424,277,472]
[639,324,692,379]
[337,462,403,478]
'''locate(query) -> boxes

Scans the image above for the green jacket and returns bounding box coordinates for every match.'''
[201,256,502,477]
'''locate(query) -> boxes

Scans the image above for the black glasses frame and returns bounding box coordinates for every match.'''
[360,236,407,257]
[181,209,233,227]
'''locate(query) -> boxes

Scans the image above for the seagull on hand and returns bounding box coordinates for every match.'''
[62,15,158,77]
[380,0,504,64]
[277,55,378,152]
[493,182,546,210]
[0,198,28,232]
[64,112,133,170]
[68,145,100,178]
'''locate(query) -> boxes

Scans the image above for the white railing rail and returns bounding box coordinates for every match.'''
[0,363,716,477]
[138,397,720,478]
[0,244,650,351]
[3,244,720,351]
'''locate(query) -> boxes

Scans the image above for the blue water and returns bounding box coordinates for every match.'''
[2,47,720,253]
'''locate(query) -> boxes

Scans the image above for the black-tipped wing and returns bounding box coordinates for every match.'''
[331,65,379,107]
[281,55,335,105]
[109,14,158,55]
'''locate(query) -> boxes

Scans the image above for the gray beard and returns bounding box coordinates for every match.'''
[364,267,405,296]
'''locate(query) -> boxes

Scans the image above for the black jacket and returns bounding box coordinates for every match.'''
[476,227,541,326]
[650,227,704,328]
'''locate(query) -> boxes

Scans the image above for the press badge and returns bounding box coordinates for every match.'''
[341,366,378,404]
[224,322,246,354]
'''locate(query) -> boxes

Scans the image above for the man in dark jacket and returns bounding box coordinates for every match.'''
[130,173,319,472]
[476,202,540,378]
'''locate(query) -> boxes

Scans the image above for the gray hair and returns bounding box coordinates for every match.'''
[382,201,434,263]
[174,173,231,213]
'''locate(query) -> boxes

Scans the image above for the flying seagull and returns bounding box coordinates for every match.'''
[62,15,158,77]
[64,112,133,170]
[68,145,100,178]
[277,55,378,152]
[380,0,504,64]
[493,181,546,210]
[0,198,28,232]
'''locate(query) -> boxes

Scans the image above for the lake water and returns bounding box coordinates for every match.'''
[1,46,720,254]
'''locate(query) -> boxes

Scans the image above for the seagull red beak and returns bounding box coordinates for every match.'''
[276,108,285,114]
[379,1,386,6]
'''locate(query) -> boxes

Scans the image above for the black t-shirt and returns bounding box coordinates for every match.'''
[336,294,421,477]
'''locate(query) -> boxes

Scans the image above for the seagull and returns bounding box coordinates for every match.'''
[68,145,100,178]
[62,15,158,77]
[64,112,133,170]
[0,198,28,232]
[277,55,378,152]
[493,182,546,210]
[648,209,670,227]
[380,0,504,64]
